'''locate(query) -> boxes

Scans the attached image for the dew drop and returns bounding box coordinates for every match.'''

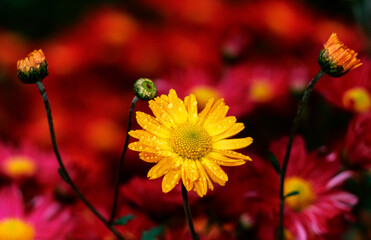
[168,103,173,109]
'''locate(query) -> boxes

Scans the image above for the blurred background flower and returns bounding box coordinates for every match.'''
[0,0,371,239]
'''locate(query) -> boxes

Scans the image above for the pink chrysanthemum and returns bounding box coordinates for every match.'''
[317,58,371,113]
[245,137,357,239]
[0,142,58,184]
[0,185,71,240]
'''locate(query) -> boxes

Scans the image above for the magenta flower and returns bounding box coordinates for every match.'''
[0,142,59,185]
[246,137,357,239]
[0,185,71,240]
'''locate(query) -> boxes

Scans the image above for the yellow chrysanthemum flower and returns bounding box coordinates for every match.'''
[129,89,253,197]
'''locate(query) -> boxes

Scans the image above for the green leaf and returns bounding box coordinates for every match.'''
[58,168,69,183]
[284,190,300,199]
[114,214,136,225]
[268,152,281,174]
[141,226,164,240]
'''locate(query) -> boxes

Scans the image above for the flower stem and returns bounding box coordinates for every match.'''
[181,182,200,240]
[109,96,138,225]
[35,81,125,240]
[278,70,325,240]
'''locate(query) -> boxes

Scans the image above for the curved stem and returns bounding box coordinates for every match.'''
[278,70,325,240]
[109,96,138,224]
[35,81,125,240]
[181,182,200,240]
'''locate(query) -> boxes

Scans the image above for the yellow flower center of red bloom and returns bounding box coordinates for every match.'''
[284,177,316,211]
[342,87,371,113]
[191,86,220,109]
[171,123,212,160]
[249,80,273,103]
[4,156,36,178]
[0,218,34,240]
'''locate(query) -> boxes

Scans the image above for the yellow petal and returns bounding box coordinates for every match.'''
[129,130,170,150]
[168,89,188,124]
[215,150,252,161]
[204,116,236,136]
[147,158,175,179]
[212,123,245,142]
[207,151,246,166]
[136,112,171,138]
[149,99,177,129]
[194,161,210,196]
[184,159,199,182]
[197,98,215,124]
[128,142,157,153]
[139,152,162,163]
[162,170,181,193]
[213,137,253,150]
[201,157,228,186]
[184,94,198,124]
[181,160,197,191]
[203,99,229,127]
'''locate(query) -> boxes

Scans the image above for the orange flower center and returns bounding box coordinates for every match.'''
[170,123,212,160]
[249,80,273,103]
[4,156,36,178]
[284,177,316,211]
[342,87,371,113]
[0,218,34,240]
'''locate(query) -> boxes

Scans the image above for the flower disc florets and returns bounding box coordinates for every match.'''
[318,33,362,77]
[17,49,48,83]
[171,123,212,160]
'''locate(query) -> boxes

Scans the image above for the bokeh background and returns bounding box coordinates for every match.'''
[1,0,371,239]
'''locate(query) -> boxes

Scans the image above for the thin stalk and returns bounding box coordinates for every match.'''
[35,81,125,240]
[181,182,200,240]
[278,70,325,240]
[109,96,138,224]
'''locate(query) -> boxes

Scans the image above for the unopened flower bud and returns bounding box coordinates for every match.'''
[17,49,48,83]
[133,78,157,101]
[318,33,362,77]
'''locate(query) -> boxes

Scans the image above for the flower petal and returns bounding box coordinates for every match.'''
[213,137,253,150]
[204,116,236,136]
[162,170,181,193]
[212,123,245,142]
[181,159,199,191]
[215,149,252,161]
[198,98,215,124]
[129,130,170,150]
[149,99,177,129]
[194,161,211,196]
[168,89,188,124]
[135,111,171,138]
[201,157,228,186]
[203,99,229,126]
[184,94,198,124]
[139,152,162,163]
[207,151,247,166]
[147,158,179,179]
